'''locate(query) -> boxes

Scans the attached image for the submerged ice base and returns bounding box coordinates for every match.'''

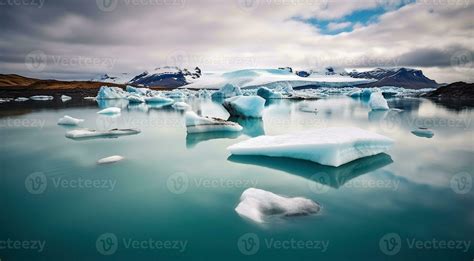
[228,127,394,167]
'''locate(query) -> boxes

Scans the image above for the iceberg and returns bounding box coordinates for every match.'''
[30,95,54,101]
[96,86,128,100]
[172,102,191,110]
[185,111,243,134]
[97,155,124,164]
[14,97,29,102]
[126,85,150,96]
[228,127,394,167]
[256,87,283,100]
[97,107,121,115]
[235,188,320,223]
[369,92,389,111]
[211,83,242,99]
[66,128,140,139]
[144,96,174,105]
[127,94,145,103]
[223,96,265,118]
[411,127,434,138]
[61,95,72,102]
[57,115,84,126]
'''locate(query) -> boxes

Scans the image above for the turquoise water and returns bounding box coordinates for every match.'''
[0,96,473,260]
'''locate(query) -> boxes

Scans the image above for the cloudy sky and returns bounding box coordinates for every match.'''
[0,0,473,83]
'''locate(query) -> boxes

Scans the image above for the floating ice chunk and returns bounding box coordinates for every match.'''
[66,128,140,139]
[97,107,121,115]
[127,94,145,103]
[96,86,128,100]
[369,92,389,111]
[0,98,12,103]
[172,102,191,110]
[126,85,150,96]
[228,127,394,167]
[144,96,174,105]
[411,128,434,138]
[84,96,96,100]
[235,188,320,223]
[223,96,265,118]
[185,111,243,134]
[61,95,72,102]
[15,97,29,102]
[57,115,84,126]
[211,83,242,99]
[30,95,54,101]
[97,155,124,164]
[257,87,283,100]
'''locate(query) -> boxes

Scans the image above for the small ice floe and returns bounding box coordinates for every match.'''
[84,96,96,100]
[185,111,243,134]
[97,107,121,115]
[127,94,145,103]
[30,95,54,101]
[235,188,320,223]
[223,96,265,118]
[144,96,174,105]
[0,98,13,103]
[97,155,124,164]
[66,128,140,139]
[411,127,434,138]
[211,83,242,99]
[61,95,72,102]
[96,86,128,100]
[126,85,150,96]
[256,87,283,100]
[14,97,29,102]
[369,92,389,111]
[172,102,191,110]
[57,115,84,126]
[228,127,394,167]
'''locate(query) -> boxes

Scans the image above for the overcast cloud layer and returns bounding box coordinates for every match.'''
[0,0,473,83]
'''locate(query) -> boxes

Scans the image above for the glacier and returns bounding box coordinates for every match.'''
[57,115,84,126]
[228,127,394,167]
[185,111,243,133]
[235,188,320,223]
[223,96,265,118]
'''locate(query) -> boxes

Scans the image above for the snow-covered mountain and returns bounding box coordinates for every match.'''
[91,66,201,88]
[349,68,438,89]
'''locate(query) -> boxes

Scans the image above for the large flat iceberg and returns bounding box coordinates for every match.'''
[235,188,320,223]
[185,111,243,133]
[228,127,394,167]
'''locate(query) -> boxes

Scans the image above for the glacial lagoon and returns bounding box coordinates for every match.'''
[0,96,473,260]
